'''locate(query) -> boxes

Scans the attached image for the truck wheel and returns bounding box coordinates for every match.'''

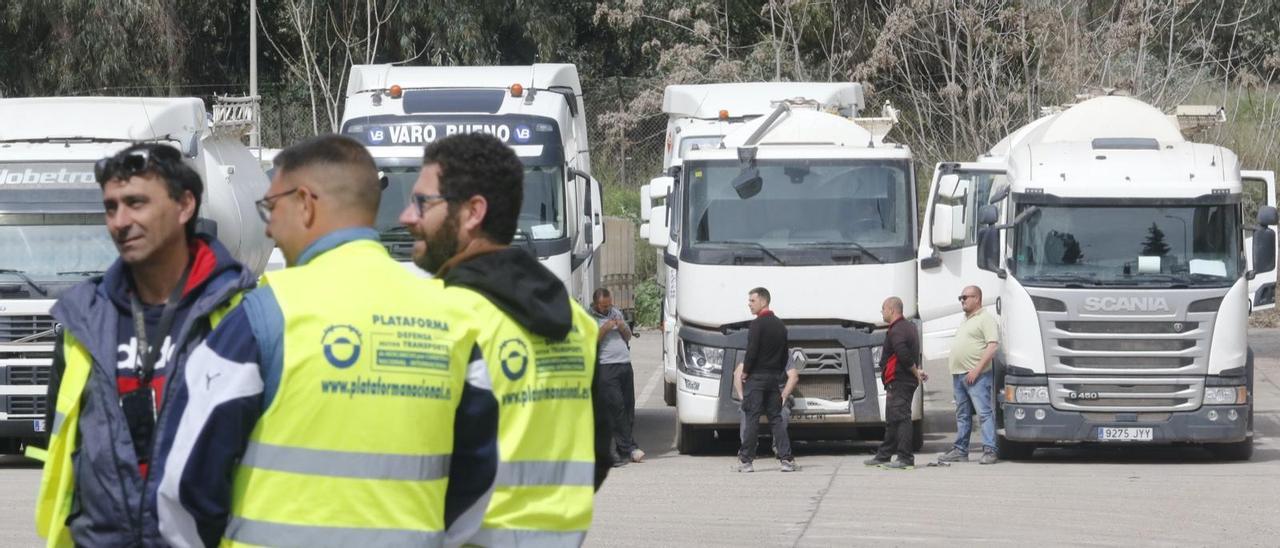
[675,419,712,455]
[664,381,676,407]
[911,420,925,452]
[996,435,1035,460]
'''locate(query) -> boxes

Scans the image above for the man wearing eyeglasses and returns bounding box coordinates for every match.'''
[157,135,498,547]
[938,285,1001,465]
[35,143,258,547]
[399,132,611,547]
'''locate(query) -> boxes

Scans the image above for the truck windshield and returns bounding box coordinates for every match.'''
[0,214,116,277]
[683,159,912,258]
[374,162,566,259]
[1012,204,1242,287]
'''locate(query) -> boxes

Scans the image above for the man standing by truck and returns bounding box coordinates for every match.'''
[35,144,258,546]
[400,132,610,546]
[865,296,925,470]
[734,287,798,473]
[592,287,645,466]
[939,285,1001,465]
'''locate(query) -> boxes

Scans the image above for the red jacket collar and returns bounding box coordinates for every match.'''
[756,308,774,318]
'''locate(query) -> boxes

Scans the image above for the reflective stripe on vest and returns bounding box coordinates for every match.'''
[452,286,598,540]
[227,240,475,545]
[226,517,445,547]
[470,528,588,548]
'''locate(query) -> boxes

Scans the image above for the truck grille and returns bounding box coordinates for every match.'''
[1049,377,1202,412]
[6,395,47,417]
[794,376,848,402]
[794,347,845,372]
[7,365,51,385]
[0,315,59,344]
[1046,320,1207,375]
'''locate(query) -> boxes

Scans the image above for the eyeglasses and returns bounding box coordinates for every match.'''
[958,294,977,302]
[411,193,451,217]
[94,147,182,184]
[255,187,300,223]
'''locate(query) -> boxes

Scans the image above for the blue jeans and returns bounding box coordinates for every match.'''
[952,371,996,453]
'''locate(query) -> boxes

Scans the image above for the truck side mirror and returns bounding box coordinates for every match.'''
[977,227,1001,273]
[931,205,956,248]
[648,205,670,247]
[978,204,999,226]
[1254,227,1276,274]
[732,167,762,199]
[1259,205,1278,227]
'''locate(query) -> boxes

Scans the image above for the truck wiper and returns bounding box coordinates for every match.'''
[56,270,104,277]
[717,241,786,266]
[1020,273,1098,287]
[791,241,884,264]
[0,269,50,296]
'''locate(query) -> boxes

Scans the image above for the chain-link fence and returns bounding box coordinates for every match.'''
[583,77,669,190]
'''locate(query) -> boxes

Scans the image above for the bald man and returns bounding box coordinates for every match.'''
[158,135,499,546]
[864,296,924,470]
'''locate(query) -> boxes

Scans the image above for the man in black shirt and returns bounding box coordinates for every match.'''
[734,287,798,473]
[865,296,926,470]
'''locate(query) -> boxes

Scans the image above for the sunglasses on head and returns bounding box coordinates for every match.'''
[94,147,182,185]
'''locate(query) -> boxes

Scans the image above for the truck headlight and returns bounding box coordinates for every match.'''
[1203,386,1247,405]
[681,342,723,378]
[1004,385,1049,404]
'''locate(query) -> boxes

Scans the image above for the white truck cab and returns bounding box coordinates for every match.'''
[340,64,604,304]
[917,96,1275,460]
[0,97,273,454]
[643,85,924,453]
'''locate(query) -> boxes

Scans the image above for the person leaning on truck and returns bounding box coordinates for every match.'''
[34,143,258,546]
[733,287,799,473]
[864,296,926,470]
[399,132,612,546]
[939,285,1001,465]
[155,135,499,547]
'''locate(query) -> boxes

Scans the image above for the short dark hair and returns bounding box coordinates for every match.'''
[274,134,380,214]
[98,143,204,239]
[423,133,524,244]
[750,287,771,304]
[593,287,612,302]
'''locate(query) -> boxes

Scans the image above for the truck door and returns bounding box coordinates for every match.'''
[1243,170,1277,311]
[916,163,1008,370]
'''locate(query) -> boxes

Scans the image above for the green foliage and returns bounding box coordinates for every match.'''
[633,278,662,327]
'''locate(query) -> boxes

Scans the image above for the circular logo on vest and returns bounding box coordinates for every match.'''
[322,324,362,369]
[498,339,530,381]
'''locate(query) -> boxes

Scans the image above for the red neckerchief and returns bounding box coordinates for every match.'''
[756,308,774,318]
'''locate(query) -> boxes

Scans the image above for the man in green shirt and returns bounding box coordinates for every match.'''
[939,285,1001,465]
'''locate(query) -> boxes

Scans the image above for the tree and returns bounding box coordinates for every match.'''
[1141,222,1170,256]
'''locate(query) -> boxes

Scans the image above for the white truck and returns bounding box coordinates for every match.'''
[340,64,605,303]
[916,96,1275,460]
[642,84,923,453]
[0,97,274,454]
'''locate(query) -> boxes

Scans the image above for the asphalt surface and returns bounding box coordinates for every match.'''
[2,329,1278,546]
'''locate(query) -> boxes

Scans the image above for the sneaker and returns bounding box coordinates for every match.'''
[863,457,891,466]
[780,459,798,472]
[630,448,646,463]
[732,460,754,473]
[979,449,998,465]
[938,448,970,463]
[612,458,628,468]
[879,460,915,470]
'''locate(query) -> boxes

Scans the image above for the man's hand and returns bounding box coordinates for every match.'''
[733,363,745,399]
[915,368,929,383]
[965,368,979,385]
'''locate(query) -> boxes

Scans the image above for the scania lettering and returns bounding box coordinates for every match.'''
[341,64,604,305]
[641,83,924,453]
[916,96,1275,461]
[0,97,274,455]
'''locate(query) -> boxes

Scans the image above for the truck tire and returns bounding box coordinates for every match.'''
[996,434,1035,460]
[911,420,924,452]
[675,419,712,455]
[664,381,676,407]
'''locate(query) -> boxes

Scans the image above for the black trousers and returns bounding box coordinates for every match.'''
[739,373,792,462]
[599,362,638,454]
[874,381,917,463]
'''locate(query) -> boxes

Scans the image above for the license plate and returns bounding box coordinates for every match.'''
[791,413,828,422]
[33,419,46,433]
[1097,427,1152,441]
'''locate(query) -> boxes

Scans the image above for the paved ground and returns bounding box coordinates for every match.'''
[2,329,1278,546]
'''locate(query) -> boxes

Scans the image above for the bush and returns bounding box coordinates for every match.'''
[633,278,663,327]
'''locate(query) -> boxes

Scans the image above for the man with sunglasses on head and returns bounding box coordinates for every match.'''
[35,143,258,546]
[399,132,611,547]
[156,134,498,547]
[938,285,1001,465]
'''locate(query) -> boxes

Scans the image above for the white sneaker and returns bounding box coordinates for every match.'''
[630,448,646,463]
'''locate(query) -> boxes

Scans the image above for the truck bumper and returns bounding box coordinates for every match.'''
[1002,403,1250,444]
[0,418,47,439]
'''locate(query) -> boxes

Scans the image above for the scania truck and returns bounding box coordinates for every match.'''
[916,96,1274,460]
[340,64,604,303]
[0,97,274,454]
[642,88,922,453]
[642,82,868,407]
